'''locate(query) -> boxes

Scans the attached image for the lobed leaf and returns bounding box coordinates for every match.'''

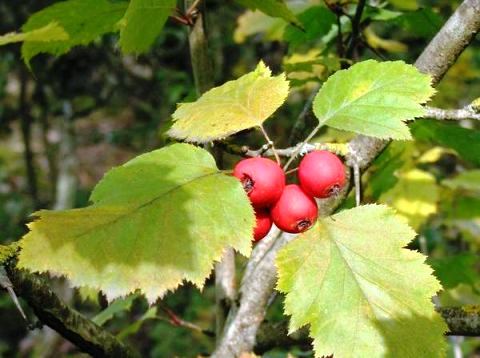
[18,144,254,302]
[167,62,289,143]
[276,204,447,358]
[313,60,435,140]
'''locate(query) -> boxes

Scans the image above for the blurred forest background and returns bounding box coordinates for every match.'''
[1,0,480,357]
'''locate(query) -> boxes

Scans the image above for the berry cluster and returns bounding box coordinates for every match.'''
[234,150,346,241]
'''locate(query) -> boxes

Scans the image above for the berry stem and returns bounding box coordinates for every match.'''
[284,167,298,176]
[259,125,281,165]
[283,122,323,171]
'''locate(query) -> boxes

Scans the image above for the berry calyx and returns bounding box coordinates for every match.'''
[253,209,272,242]
[298,150,346,198]
[271,184,318,234]
[234,157,285,208]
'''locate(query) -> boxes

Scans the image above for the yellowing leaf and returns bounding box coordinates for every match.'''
[235,0,301,28]
[313,60,435,140]
[443,170,480,194]
[380,169,438,230]
[167,62,289,143]
[276,205,447,358]
[234,10,286,43]
[18,144,254,302]
[0,22,68,46]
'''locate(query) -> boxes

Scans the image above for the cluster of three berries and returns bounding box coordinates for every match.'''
[233,150,346,241]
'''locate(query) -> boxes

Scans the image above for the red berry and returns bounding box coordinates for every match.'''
[298,150,346,198]
[271,184,318,234]
[234,157,285,208]
[253,209,272,242]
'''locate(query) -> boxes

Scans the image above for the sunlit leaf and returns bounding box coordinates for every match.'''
[235,0,301,28]
[380,169,438,230]
[234,10,286,43]
[19,144,254,302]
[0,22,68,46]
[313,60,435,140]
[118,0,176,54]
[276,204,447,358]
[21,0,127,66]
[167,62,289,143]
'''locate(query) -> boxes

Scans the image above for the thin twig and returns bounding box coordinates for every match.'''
[283,123,323,170]
[259,125,281,165]
[346,0,367,58]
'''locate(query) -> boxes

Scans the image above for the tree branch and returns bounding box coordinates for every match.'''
[255,306,480,354]
[424,106,480,121]
[212,1,480,356]
[3,259,139,358]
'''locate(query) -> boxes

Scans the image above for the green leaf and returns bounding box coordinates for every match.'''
[387,0,418,10]
[21,0,127,66]
[234,10,286,43]
[379,169,439,230]
[312,60,435,140]
[411,120,480,166]
[118,0,176,54]
[276,204,447,358]
[18,144,254,302]
[0,22,68,46]
[167,62,289,143]
[283,6,336,48]
[443,170,480,194]
[392,8,443,39]
[93,293,140,326]
[235,0,301,28]
[428,254,480,291]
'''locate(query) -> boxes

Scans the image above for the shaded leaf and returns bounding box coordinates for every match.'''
[429,254,480,291]
[313,60,434,140]
[18,144,254,302]
[411,120,480,166]
[276,204,447,358]
[283,7,336,48]
[167,62,289,143]
[93,293,140,326]
[119,0,176,54]
[0,22,68,46]
[21,0,127,66]
[234,10,286,44]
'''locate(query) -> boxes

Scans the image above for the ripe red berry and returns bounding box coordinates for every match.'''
[253,209,272,242]
[234,157,285,208]
[271,184,318,234]
[298,150,346,198]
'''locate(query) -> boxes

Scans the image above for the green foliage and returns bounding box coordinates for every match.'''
[235,0,301,28]
[21,0,128,66]
[443,170,480,193]
[379,169,439,230]
[312,60,435,140]
[18,144,255,302]
[411,120,480,166]
[392,9,443,39]
[429,254,480,291]
[0,22,68,46]
[118,0,176,54]
[167,62,289,142]
[93,294,140,326]
[283,7,336,48]
[276,205,447,358]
